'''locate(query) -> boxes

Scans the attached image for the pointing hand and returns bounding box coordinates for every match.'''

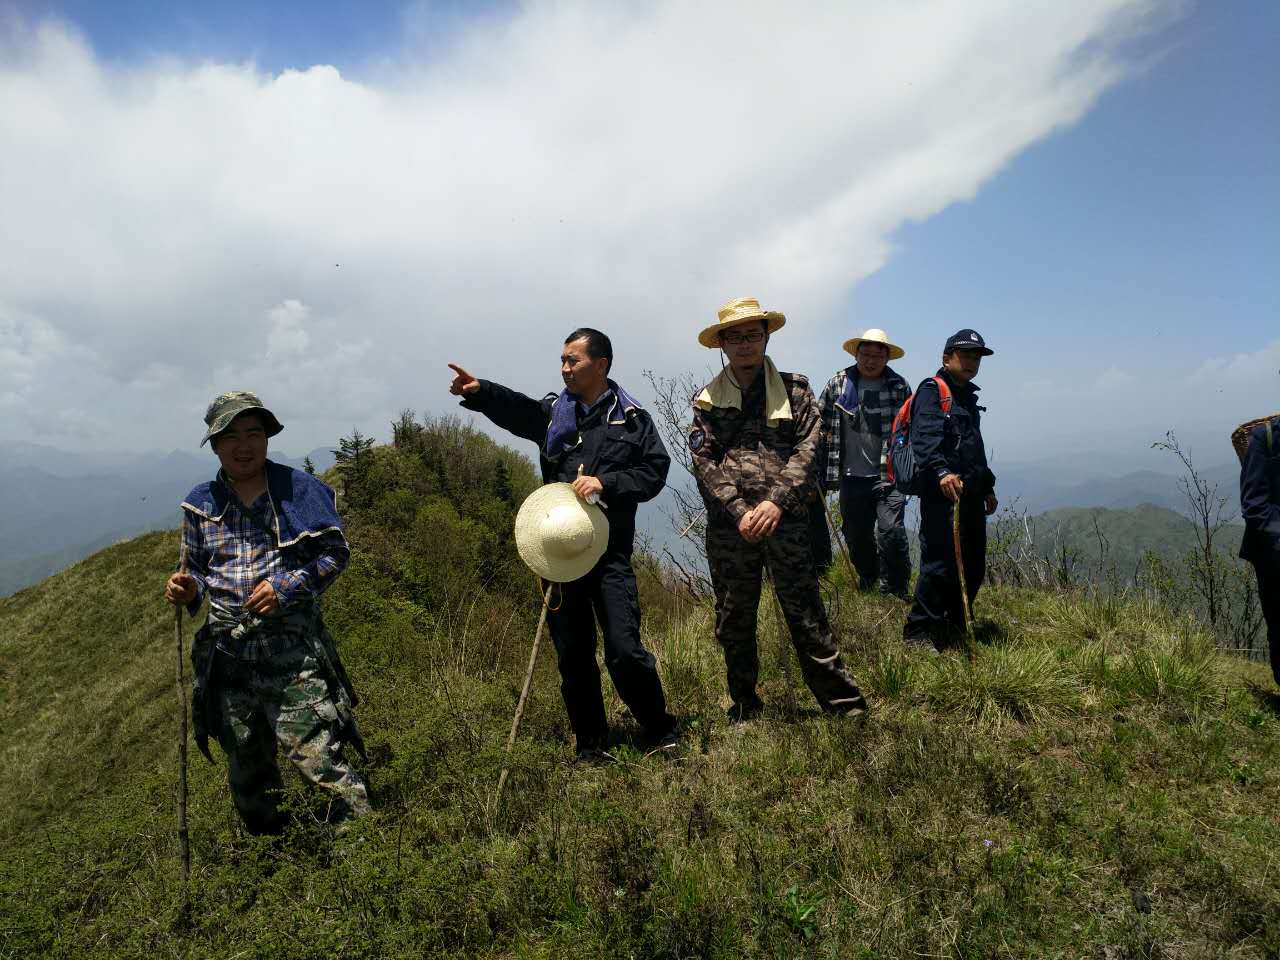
[447,363,480,396]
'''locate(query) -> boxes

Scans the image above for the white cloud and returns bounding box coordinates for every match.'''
[266,299,312,360]
[0,1,1175,453]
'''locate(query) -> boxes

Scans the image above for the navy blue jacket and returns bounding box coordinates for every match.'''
[910,368,996,499]
[461,379,670,556]
[1239,418,1280,564]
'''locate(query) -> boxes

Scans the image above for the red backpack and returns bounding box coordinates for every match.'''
[886,377,952,495]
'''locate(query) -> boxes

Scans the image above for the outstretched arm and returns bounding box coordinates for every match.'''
[449,362,549,446]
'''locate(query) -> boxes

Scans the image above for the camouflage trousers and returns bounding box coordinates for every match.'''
[213,642,371,835]
[706,514,867,715]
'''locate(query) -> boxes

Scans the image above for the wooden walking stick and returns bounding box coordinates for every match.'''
[174,549,191,894]
[492,583,554,813]
[820,494,859,587]
[951,501,977,663]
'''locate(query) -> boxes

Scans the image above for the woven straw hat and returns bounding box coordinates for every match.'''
[842,328,905,360]
[515,483,610,582]
[698,297,786,349]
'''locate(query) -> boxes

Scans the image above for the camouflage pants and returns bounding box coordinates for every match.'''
[214,643,370,835]
[706,514,867,715]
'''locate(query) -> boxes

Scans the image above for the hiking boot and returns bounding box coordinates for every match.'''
[726,698,764,724]
[902,631,939,655]
[642,714,683,750]
[573,747,616,766]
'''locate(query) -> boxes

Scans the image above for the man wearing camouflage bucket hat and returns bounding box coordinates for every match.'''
[163,391,371,835]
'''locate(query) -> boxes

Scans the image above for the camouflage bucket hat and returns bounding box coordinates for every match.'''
[200,391,284,446]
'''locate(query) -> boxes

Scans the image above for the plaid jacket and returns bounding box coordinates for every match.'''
[180,491,349,628]
[816,365,911,489]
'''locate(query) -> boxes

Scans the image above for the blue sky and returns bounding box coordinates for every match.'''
[843,1,1279,469]
[850,1,1278,370]
[1,1,1275,473]
[11,0,507,72]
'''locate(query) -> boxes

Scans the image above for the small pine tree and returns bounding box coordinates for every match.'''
[494,459,513,505]
[303,456,316,475]
[332,429,376,505]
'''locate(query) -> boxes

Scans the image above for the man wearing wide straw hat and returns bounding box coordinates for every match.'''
[689,298,868,721]
[448,329,676,759]
[816,328,913,599]
[163,391,370,835]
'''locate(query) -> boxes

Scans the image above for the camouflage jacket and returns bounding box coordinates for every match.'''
[688,370,821,524]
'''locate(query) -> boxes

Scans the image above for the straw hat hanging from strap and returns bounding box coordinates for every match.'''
[697,297,786,348]
[842,328,905,360]
[514,483,610,582]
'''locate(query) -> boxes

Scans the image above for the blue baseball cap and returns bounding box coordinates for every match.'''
[944,329,994,356]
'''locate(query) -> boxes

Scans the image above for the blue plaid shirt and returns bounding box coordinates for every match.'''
[816,365,911,489]
[180,490,349,619]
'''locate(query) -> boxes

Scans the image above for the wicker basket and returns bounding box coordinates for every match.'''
[1231,414,1279,463]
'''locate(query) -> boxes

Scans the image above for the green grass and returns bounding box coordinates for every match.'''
[2,430,1278,958]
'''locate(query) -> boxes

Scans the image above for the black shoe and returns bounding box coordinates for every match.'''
[643,714,682,750]
[573,746,615,765]
[902,631,939,654]
[726,698,764,723]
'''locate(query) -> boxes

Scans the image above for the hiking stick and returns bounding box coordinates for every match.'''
[174,549,191,893]
[951,501,977,663]
[820,494,859,587]
[493,583,554,813]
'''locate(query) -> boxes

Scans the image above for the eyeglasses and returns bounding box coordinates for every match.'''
[721,330,765,345]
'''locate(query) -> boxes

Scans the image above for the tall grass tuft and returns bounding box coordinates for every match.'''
[1109,630,1222,704]
[868,650,917,700]
[924,647,1084,729]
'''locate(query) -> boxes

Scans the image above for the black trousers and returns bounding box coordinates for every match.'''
[1252,557,1280,685]
[905,493,986,640]
[546,552,670,750]
[839,476,911,595]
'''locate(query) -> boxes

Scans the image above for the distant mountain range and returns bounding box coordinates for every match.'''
[1,440,1248,598]
[999,502,1245,586]
[0,442,336,596]
[993,459,1241,517]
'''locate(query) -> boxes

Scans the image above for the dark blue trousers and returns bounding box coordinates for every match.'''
[546,552,671,750]
[905,493,986,641]
[1252,557,1280,685]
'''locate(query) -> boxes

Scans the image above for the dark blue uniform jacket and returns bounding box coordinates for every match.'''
[1239,418,1280,564]
[461,379,670,556]
[910,368,996,499]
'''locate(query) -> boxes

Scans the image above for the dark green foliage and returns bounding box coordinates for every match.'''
[1,417,1279,958]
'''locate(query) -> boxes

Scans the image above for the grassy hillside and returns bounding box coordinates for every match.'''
[2,419,1279,959]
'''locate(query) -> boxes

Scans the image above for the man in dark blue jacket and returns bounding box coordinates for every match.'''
[448,329,676,758]
[1239,411,1280,686]
[903,330,999,648]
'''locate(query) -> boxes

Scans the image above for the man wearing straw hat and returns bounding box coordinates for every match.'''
[448,329,677,759]
[163,392,370,835]
[1238,404,1280,687]
[689,297,868,721]
[903,331,999,650]
[817,328,913,599]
